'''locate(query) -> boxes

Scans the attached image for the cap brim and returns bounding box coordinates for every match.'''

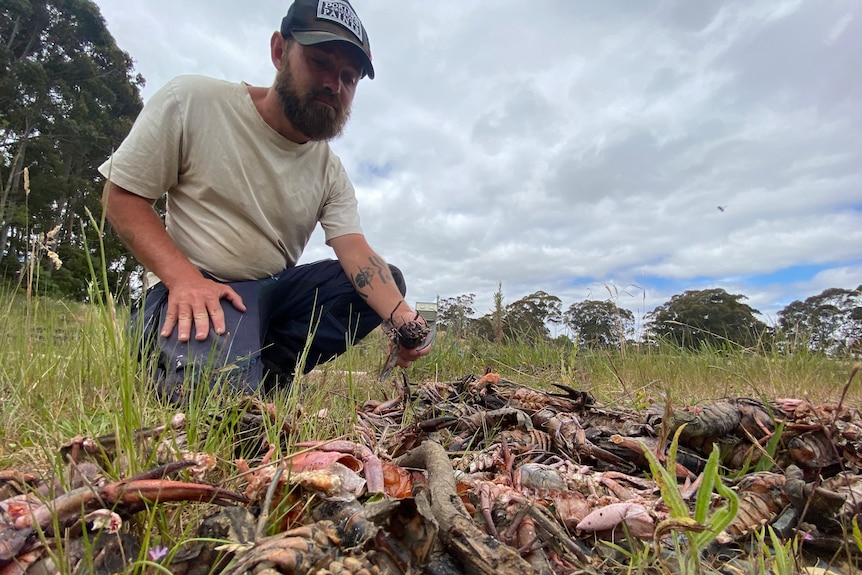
[291,30,375,79]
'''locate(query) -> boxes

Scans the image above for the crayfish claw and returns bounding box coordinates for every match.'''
[378,342,400,382]
[100,479,248,508]
[550,384,595,407]
[126,461,197,482]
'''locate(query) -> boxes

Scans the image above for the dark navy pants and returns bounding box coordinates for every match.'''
[131,259,405,402]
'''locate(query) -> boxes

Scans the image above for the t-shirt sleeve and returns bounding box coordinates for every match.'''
[97,79,184,200]
[320,157,364,243]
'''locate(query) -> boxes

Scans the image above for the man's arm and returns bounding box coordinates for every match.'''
[103,182,246,341]
[329,233,431,368]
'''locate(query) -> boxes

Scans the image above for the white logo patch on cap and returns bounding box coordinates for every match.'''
[317,0,363,41]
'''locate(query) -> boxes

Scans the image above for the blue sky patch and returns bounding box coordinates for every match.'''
[356,161,392,181]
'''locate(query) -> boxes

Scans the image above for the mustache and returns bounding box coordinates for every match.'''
[311,89,344,116]
[310,89,339,109]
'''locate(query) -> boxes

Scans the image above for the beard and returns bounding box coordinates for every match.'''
[275,59,351,141]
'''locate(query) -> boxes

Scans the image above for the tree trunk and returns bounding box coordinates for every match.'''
[0,133,30,258]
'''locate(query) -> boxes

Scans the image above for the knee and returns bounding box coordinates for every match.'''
[389,264,407,297]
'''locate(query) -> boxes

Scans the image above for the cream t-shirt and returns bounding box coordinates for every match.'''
[98,75,363,284]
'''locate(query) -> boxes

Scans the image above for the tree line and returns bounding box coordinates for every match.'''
[438,285,862,356]
[1,0,143,299]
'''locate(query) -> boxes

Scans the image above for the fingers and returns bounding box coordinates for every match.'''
[160,309,178,339]
[207,287,243,337]
[159,282,245,341]
[394,347,410,369]
[206,302,225,336]
[194,307,211,341]
[222,288,246,312]
[394,343,432,368]
[160,304,200,342]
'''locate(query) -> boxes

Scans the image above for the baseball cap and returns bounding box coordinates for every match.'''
[281,0,374,79]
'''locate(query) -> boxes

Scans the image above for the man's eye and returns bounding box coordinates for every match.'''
[342,73,358,87]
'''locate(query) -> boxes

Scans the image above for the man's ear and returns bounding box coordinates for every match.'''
[270,31,287,69]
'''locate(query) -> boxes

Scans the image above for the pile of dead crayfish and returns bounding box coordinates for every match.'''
[2,367,862,574]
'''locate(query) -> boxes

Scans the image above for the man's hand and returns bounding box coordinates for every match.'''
[103,183,248,342]
[377,310,434,380]
[161,276,246,341]
[395,339,431,368]
[390,311,434,368]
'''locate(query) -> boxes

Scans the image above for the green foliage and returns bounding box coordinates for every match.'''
[729,420,784,478]
[646,288,769,350]
[472,282,505,343]
[0,0,144,300]
[754,525,799,575]
[424,284,860,363]
[643,429,739,574]
[564,299,635,350]
[437,293,476,339]
[504,289,562,340]
[777,285,862,356]
[490,282,505,343]
[473,288,563,344]
[853,516,862,555]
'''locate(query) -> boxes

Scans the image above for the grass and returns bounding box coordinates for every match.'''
[1,286,860,573]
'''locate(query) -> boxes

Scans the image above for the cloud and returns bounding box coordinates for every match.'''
[94,0,862,325]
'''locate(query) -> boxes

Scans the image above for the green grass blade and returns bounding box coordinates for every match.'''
[642,425,688,518]
[693,443,719,524]
[754,420,784,473]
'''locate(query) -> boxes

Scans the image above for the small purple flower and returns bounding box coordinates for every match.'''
[149,546,169,562]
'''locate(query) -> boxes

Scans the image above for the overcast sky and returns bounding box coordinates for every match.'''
[92,0,861,327]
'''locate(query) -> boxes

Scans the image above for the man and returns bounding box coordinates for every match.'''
[100,0,431,402]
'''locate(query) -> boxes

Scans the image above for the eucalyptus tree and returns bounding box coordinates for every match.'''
[564,299,635,349]
[503,290,563,343]
[777,286,862,355]
[438,293,477,339]
[1,0,143,298]
[646,288,768,350]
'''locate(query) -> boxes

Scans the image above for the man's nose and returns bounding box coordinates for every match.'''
[321,70,342,95]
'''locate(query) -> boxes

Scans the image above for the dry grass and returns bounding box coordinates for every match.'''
[1,289,860,574]
[2,289,858,473]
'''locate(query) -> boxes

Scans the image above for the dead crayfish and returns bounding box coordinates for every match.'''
[0,461,247,569]
[378,304,433,381]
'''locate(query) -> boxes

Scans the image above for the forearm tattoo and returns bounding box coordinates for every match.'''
[372,255,392,283]
[353,266,374,297]
[352,256,392,299]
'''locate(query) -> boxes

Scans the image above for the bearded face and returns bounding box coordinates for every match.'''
[275,47,352,141]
